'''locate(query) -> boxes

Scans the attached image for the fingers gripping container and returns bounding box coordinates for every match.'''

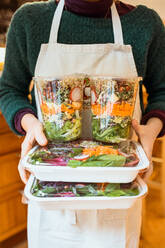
[34,75,84,142]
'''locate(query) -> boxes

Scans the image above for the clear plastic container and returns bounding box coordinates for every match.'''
[34,76,84,142]
[22,140,149,183]
[30,179,140,198]
[24,176,147,210]
[90,77,140,143]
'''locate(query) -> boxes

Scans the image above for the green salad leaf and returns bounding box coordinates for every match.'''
[104,183,120,193]
[30,151,48,164]
[92,118,131,143]
[68,154,126,168]
[31,180,140,198]
[68,148,83,158]
[42,187,56,194]
[44,119,81,142]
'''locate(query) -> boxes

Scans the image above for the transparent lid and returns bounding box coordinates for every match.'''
[31,178,140,198]
[28,140,139,168]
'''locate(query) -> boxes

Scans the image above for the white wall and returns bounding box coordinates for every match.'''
[126,0,165,19]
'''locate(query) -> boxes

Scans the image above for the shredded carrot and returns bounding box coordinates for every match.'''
[91,104,105,115]
[61,104,75,114]
[92,102,134,117]
[110,102,133,116]
[95,146,118,155]
[97,183,108,192]
[97,183,102,190]
[83,146,118,157]
[41,103,49,114]
[41,103,60,115]
[83,148,96,157]
[103,183,109,192]
[101,183,105,192]
[41,103,76,115]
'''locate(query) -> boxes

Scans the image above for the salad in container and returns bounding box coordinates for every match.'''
[34,76,84,142]
[31,180,140,198]
[28,140,140,168]
[90,77,140,143]
[24,176,147,209]
[23,140,149,183]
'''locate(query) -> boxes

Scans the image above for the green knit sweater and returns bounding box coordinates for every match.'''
[0,0,165,135]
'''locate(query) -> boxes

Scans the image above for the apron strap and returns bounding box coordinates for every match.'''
[49,0,124,45]
[111,2,124,45]
[49,0,65,43]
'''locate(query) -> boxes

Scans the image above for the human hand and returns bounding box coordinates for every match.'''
[132,117,163,181]
[18,114,48,184]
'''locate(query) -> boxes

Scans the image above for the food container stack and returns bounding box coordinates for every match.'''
[24,75,148,210]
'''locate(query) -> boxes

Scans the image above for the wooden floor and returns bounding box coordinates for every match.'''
[14,242,27,248]
[12,189,165,248]
[139,188,165,248]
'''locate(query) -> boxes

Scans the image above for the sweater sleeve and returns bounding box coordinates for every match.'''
[141,109,165,137]
[0,7,37,135]
[14,108,37,135]
[143,11,165,117]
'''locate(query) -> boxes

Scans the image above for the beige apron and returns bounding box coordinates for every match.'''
[28,1,142,247]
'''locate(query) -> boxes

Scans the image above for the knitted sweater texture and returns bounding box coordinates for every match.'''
[0,0,165,134]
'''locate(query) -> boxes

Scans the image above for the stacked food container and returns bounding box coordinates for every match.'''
[23,75,149,210]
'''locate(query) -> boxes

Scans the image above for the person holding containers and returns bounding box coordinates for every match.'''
[0,0,165,247]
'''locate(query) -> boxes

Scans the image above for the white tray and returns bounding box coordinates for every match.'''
[24,176,147,210]
[22,142,149,183]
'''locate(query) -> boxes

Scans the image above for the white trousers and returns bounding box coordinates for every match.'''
[28,199,142,248]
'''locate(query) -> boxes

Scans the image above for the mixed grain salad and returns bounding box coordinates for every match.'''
[90,77,138,143]
[35,76,84,142]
